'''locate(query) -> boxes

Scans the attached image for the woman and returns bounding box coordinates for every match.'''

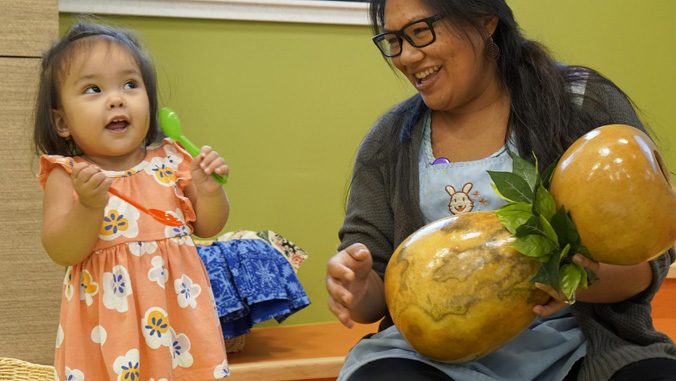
[325,0,676,380]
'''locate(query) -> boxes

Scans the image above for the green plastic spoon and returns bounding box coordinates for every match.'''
[159,107,227,184]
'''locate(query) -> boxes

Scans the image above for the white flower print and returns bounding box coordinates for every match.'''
[113,349,140,381]
[99,196,140,241]
[214,359,230,378]
[64,367,85,381]
[63,267,74,301]
[169,328,194,369]
[175,274,201,309]
[79,269,99,306]
[148,256,169,288]
[163,143,185,169]
[102,265,133,312]
[142,307,172,349]
[128,241,158,257]
[91,325,107,345]
[56,324,64,348]
[165,209,190,242]
[54,369,59,381]
[144,156,178,187]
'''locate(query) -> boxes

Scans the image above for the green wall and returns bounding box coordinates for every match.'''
[60,0,676,328]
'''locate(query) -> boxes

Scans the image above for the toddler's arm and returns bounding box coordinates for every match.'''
[42,163,111,266]
[184,145,230,238]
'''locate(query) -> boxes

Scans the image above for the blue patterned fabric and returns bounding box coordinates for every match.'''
[196,239,311,339]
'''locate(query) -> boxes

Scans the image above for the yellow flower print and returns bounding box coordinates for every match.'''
[99,196,140,241]
[144,157,180,187]
[113,349,140,381]
[120,168,138,178]
[79,269,99,306]
[146,310,170,337]
[100,210,128,236]
[142,307,172,349]
[152,163,176,185]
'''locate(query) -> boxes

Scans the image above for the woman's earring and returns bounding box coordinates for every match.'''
[485,35,500,62]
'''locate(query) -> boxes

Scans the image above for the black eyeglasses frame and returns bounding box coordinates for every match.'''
[372,14,443,58]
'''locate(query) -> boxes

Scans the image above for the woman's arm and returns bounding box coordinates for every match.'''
[327,244,388,327]
[41,164,109,266]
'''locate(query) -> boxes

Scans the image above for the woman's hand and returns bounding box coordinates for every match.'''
[533,254,600,317]
[326,243,376,328]
[190,145,229,194]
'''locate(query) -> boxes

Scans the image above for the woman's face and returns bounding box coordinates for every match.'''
[383,0,499,113]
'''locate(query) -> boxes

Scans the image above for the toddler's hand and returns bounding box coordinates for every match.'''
[71,162,111,209]
[190,145,229,193]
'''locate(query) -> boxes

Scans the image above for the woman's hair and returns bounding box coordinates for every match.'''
[368,0,635,170]
[33,19,160,156]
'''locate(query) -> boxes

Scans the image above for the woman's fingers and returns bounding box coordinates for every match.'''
[533,298,567,317]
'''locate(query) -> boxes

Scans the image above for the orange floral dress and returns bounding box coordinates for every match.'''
[39,139,229,381]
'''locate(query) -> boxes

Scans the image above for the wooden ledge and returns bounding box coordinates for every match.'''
[229,356,345,381]
[226,321,379,381]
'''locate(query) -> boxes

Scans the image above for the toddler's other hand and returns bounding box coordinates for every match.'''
[190,145,229,193]
[71,162,111,209]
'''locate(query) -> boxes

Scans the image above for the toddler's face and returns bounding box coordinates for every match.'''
[53,39,150,170]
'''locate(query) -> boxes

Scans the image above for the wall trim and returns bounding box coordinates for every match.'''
[58,0,371,26]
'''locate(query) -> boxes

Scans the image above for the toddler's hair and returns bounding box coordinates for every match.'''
[33,19,160,156]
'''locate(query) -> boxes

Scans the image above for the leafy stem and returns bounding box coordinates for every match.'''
[488,153,597,299]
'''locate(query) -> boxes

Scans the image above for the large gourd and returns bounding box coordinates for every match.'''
[549,124,676,265]
[384,211,549,362]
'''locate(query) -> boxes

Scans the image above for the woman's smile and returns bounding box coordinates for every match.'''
[414,65,442,90]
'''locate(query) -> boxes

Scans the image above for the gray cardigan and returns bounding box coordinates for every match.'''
[338,78,676,380]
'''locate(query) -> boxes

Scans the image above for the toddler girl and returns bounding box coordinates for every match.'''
[34,20,230,380]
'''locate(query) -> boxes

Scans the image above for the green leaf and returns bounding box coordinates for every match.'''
[514,216,546,237]
[496,201,531,212]
[531,250,561,291]
[559,263,583,299]
[559,243,571,260]
[512,154,537,191]
[541,158,559,189]
[487,171,534,203]
[495,205,535,235]
[488,151,599,297]
[549,206,580,254]
[510,235,556,260]
[575,262,589,289]
[539,214,559,243]
[535,182,557,220]
[490,183,509,201]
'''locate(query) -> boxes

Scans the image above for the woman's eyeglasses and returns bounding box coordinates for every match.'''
[372,15,443,57]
